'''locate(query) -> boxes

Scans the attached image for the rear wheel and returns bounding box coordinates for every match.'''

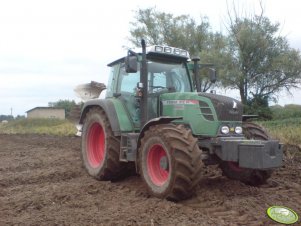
[81,107,123,180]
[139,124,203,201]
[220,122,272,185]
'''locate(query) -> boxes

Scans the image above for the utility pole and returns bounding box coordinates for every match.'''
[10,107,13,117]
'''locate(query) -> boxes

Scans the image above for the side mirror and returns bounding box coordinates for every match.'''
[125,56,138,73]
[209,68,217,83]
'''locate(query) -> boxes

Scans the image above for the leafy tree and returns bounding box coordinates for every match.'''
[15,115,26,120]
[48,99,77,118]
[224,5,301,106]
[244,95,272,120]
[128,7,228,92]
[128,6,301,119]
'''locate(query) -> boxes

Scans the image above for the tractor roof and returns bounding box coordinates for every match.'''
[107,45,190,67]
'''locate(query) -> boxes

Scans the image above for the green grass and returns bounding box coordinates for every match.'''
[258,117,301,146]
[0,118,77,136]
[1,117,300,146]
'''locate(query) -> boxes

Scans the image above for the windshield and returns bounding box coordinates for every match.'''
[147,60,192,93]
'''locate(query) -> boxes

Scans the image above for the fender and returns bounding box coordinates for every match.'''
[79,99,121,134]
[135,116,182,170]
[242,114,258,121]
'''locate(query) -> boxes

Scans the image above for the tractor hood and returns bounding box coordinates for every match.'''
[198,93,243,121]
[160,92,243,136]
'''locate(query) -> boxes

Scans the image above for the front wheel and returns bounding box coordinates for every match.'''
[139,124,203,201]
[219,161,272,185]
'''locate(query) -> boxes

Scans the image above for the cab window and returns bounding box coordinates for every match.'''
[117,64,140,94]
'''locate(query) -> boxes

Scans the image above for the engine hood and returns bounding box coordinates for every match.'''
[198,93,243,121]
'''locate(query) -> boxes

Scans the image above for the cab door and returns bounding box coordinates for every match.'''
[116,63,141,128]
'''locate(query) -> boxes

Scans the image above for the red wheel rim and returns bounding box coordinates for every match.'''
[87,122,105,168]
[228,161,243,172]
[147,144,169,186]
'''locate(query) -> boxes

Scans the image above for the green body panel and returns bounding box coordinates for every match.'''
[160,92,235,136]
[110,98,134,132]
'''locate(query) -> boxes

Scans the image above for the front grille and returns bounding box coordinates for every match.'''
[199,100,214,121]
[198,93,242,121]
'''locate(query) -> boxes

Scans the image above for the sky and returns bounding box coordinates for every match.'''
[0,0,301,116]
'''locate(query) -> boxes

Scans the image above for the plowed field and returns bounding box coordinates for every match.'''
[1,134,300,225]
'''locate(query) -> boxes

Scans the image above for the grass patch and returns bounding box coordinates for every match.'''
[258,117,301,146]
[1,117,300,146]
[0,118,76,136]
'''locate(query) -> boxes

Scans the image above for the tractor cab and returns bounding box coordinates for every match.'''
[106,44,193,128]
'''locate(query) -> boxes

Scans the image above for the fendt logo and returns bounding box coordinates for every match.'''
[232,100,237,110]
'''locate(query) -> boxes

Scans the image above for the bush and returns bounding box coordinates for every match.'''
[244,95,272,120]
[270,104,301,120]
[0,118,76,136]
[259,117,301,146]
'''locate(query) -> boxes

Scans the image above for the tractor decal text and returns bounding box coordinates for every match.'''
[162,100,198,105]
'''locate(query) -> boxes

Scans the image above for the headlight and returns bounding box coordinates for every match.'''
[221,126,230,134]
[235,126,243,134]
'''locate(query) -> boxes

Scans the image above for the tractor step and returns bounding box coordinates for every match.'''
[120,133,139,162]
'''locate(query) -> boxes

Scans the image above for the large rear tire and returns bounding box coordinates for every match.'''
[81,107,123,180]
[220,122,272,185]
[139,124,203,201]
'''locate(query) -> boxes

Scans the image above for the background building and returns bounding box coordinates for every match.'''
[26,107,65,119]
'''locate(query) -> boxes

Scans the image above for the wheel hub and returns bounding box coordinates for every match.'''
[159,156,169,170]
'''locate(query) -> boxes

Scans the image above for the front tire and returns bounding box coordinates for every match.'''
[81,107,123,180]
[220,122,272,185]
[139,124,203,201]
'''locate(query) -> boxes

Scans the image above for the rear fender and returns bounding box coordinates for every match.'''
[79,99,133,135]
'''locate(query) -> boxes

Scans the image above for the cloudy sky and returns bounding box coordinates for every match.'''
[1,0,301,116]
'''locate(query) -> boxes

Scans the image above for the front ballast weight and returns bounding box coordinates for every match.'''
[211,137,283,170]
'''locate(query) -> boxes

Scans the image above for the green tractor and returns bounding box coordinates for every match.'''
[78,40,282,201]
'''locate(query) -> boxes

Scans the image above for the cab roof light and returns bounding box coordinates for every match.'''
[180,50,188,57]
[164,47,172,53]
[155,46,163,52]
[147,45,190,58]
[174,48,180,55]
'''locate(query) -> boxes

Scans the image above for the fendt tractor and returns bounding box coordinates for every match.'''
[78,40,283,201]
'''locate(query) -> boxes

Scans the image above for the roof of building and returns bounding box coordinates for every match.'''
[26,107,65,113]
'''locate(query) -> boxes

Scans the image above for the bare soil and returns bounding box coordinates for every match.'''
[0,134,300,226]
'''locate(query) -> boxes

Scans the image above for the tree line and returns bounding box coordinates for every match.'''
[128,4,301,119]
